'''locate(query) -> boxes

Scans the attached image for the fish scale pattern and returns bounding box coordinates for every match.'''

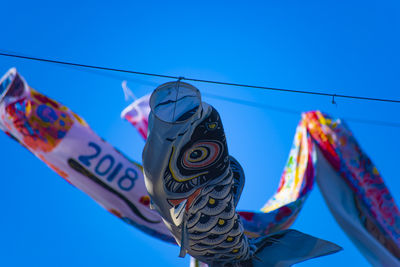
[186,172,252,263]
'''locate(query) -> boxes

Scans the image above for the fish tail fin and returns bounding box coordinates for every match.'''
[248,229,342,267]
[202,230,342,267]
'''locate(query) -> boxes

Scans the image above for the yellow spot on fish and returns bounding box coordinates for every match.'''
[209,198,215,205]
[208,123,217,129]
[218,219,225,225]
[226,237,233,242]
[232,249,239,253]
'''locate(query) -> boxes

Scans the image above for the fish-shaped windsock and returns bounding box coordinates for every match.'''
[142,81,342,266]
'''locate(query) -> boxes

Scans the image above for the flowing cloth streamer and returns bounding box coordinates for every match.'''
[121,93,150,140]
[0,68,174,243]
[0,69,399,266]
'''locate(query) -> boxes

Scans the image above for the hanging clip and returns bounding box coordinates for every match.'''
[175,77,184,88]
[332,94,337,105]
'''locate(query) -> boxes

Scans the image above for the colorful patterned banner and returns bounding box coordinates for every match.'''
[306,111,400,265]
[0,68,174,244]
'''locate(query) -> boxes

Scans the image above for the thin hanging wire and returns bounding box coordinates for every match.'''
[202,93,400,128]
[0,50,400,128]
[0,51,399,104]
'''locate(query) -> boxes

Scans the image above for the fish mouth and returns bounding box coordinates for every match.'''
[165,169,210,194]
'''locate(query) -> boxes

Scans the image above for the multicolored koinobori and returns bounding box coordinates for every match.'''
[0,68,174,243]
[305,111,400,266]
[142,81,342,266]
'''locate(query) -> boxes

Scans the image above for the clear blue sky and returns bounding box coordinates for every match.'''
[0,1,399,266]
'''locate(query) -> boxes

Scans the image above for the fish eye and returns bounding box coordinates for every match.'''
[188,147,208,162]
[182,141,221,169]
[206,122,218,130]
